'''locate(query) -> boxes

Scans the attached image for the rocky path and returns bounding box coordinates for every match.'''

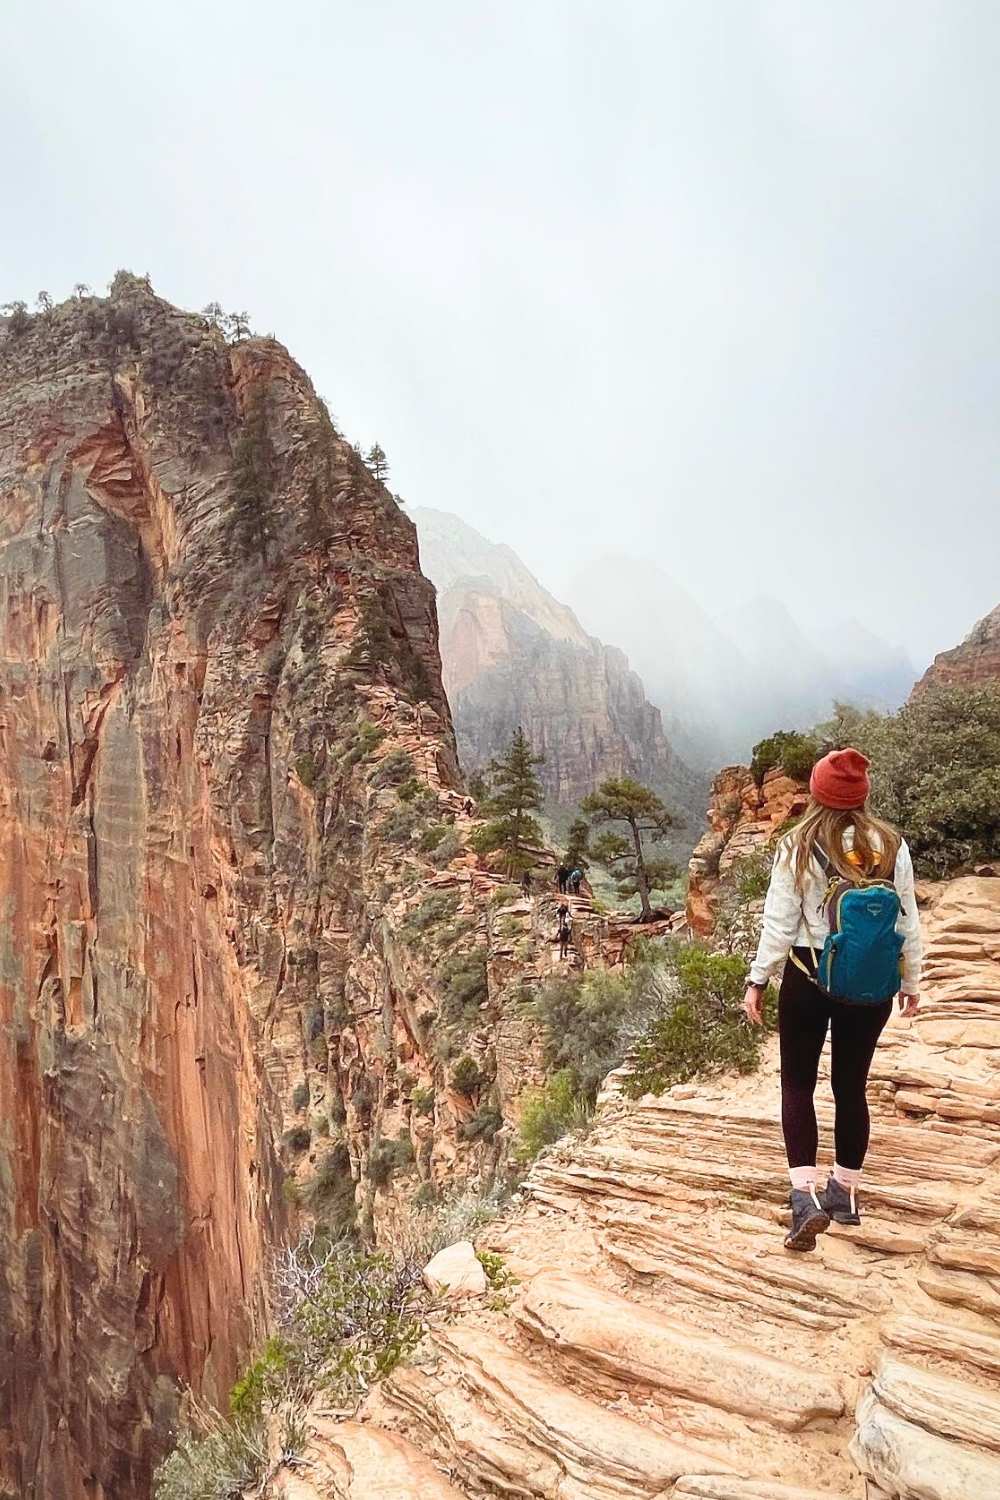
[278,876,1000,1499]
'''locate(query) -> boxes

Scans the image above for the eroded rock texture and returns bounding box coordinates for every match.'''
[913,601,1000,695]
[270,874,1000,1500]
[0,283,475,1498]
[686,765,809,935]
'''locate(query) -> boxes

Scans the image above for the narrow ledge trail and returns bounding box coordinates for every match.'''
[271,874,1000,1500]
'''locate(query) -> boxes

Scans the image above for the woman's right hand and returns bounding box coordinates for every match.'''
[898,991,920,1017]
[742,984,765,1026]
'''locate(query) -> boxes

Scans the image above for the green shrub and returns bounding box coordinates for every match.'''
[286,1244,424,1400]
[303,1141,357,1231]
[229,1335,291,1422]
[357,720,385,755]
[380,802,422,844]
[418,822,448,853]
[291,1082,309,1112]
[530,950,666,1108]
[398,891,459,946]
[428,828,462,866]
[624,943,769,1098]
[518,1070,590,1159]
[283,1124,311,1154]
[153,1399,271,1500]
[368,1132,415,1186]
[411,1085,435,1117]
[371,748,414,787]
[750,729,820,786]
[437,949,489,1027]
[450,1055,481,1096]
[821,687,1000,876]
[460,1105,503,1142]
[294,752,319,788]
[476,1249,517,1290]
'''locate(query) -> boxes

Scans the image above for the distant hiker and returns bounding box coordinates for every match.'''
[464,798,474,815]
[556,903,573,960]
[521,869,532,896]
[569,868,583,896]
[556,863,570,894]
[742,749,921,1252]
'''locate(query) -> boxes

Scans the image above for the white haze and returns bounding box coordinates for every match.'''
[2,1,998,674]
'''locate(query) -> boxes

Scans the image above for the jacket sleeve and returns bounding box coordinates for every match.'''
[748,842,803,986]
[894,839,922,990]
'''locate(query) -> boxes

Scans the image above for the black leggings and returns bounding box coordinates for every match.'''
[779,950,892,1171]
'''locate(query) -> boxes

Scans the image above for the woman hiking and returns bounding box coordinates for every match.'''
[742,748,921,1252]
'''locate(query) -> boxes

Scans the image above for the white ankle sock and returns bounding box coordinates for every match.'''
[789,1166,819,1190]
[833,1163,862,1188]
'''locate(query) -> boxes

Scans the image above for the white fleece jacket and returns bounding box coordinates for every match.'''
[748,832,922,991]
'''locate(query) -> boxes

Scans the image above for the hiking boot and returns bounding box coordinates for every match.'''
[822,1175,861,1226]
[784,1187,830,1252]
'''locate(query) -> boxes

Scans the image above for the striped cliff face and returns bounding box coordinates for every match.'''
[0,284,469,1497]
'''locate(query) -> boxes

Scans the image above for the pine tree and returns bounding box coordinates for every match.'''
[366,442,389,483]
[228,396,276,563]
[580,777,675,922]
[563,817,591,872]
[471,728,545,875]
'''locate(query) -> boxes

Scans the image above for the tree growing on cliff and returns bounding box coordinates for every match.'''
[1,300,30,336]
[229,396,277,564]
[471,728,545,875]
[580,777,675,923]
[563,817,591,873]
[365,442,389,483]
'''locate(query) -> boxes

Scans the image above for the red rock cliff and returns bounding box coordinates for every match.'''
[0,281,476,1497]
[912,601,1000,695]
[686,766,809,935]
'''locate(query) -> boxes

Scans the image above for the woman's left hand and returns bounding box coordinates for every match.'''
[898,991,920,1017]
[742,984,765,1025]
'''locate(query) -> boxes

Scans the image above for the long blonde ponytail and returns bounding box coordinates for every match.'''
[786,799,901,893]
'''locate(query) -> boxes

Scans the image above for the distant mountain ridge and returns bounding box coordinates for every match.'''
[569,554,915,766]
[413,508,704,840]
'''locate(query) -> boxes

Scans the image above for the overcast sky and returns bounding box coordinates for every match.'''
[4,1,997,669]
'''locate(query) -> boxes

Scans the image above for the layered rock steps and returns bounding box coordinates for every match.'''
[271,875,1000,1499]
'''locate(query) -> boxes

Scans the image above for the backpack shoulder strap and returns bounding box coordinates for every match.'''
[813,844,833,878]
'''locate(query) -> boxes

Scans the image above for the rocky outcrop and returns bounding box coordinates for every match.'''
[269,873,1000,1500]
[413,507,704,840]
[912,602,1000,696]
[686,766,809,935]
[0,285,642,1498]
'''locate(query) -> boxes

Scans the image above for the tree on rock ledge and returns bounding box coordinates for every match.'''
[471,727,545,876]
[581,777,675,923]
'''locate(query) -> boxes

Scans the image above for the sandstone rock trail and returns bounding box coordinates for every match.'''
[269,875,1000,1499]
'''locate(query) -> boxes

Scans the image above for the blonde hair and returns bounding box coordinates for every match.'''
[786,798,901,893]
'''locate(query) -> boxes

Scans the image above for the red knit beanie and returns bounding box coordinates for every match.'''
[809,748,871,810]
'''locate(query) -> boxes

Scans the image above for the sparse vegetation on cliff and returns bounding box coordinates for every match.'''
[471,727,545,875]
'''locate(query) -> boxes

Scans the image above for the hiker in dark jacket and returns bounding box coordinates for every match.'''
[555,864,570,894]
[742,749,921,1252]
[556,903,573,960]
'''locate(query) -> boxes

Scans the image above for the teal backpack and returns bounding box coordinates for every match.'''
[793,847,905,1006]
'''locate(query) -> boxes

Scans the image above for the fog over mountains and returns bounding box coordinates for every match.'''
[417,510,914,775]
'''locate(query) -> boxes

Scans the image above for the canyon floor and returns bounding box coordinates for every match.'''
[267,874,1000,1500]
